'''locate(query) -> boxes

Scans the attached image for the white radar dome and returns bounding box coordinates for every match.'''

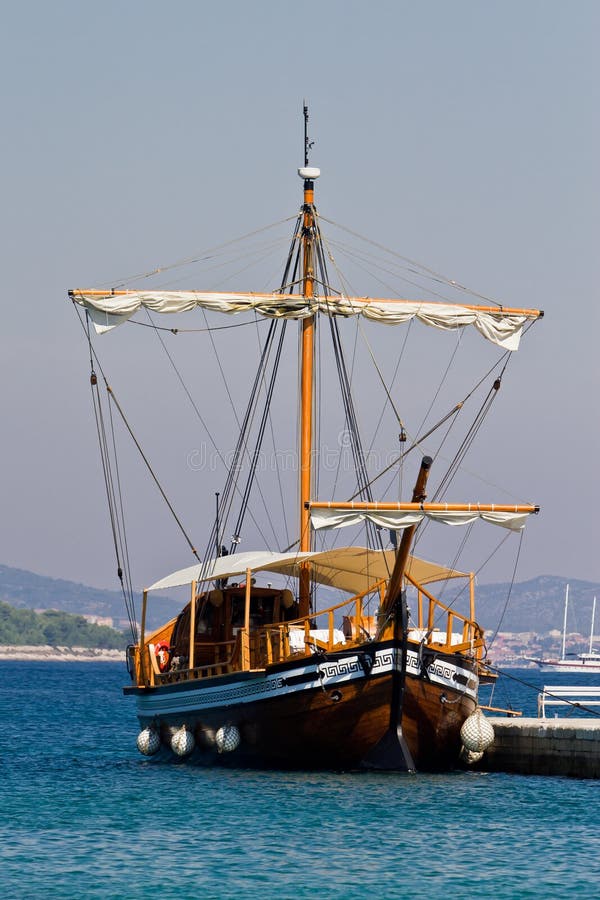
[298,167,321,179]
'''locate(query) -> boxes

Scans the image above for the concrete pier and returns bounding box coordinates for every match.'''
[478,717,600,778]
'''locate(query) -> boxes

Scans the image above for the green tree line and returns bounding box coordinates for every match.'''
[0,602,127,649]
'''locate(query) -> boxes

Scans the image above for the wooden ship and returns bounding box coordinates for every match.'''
[69,107,542,770]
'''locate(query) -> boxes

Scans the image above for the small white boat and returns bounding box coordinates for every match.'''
[533,588,600,673]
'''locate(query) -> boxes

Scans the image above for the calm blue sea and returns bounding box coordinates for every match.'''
[1,662,599,899]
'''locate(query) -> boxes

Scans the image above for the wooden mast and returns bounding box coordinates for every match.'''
[379,456,433,629]
[363,457,434,771]
[298,104,319,617]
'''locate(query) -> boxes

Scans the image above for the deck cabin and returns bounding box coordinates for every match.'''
[127,548,486,689]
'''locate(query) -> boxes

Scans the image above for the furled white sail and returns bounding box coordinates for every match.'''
[70,289,541,349]
[309,505,536,533]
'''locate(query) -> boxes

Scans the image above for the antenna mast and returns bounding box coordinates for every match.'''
[303,100,312,166]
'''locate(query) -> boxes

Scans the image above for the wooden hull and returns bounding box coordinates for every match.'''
[127,639,478,771]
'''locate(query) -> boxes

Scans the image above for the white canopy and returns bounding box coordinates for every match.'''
[146,546,468,594]
[70,290,541,350]
[310,505,534,533]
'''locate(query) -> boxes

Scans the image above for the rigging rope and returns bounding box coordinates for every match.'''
[106,391,137,635]
[230,322,288,554]
[139,308,275,553]
[98,216,298,288]
[314,220,386,559]
[76,307,201,566]
[83,311,138,641]
[324,237,477,308]
[346,403,463,502]
[259,216,304,552]
[317,214,505,307]
[430,352,512,505]
[431,382,501,501]
[412,369,508,556]
[197,214,306,577]
[487,530,525,649]
[125,316,268,334]
[482,663,600,719]
[424,530,513,636]
[105,387,201,561]
[200,319,279,573]
[196,305,279,550]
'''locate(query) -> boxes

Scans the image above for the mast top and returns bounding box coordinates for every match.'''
[299,101,320,181]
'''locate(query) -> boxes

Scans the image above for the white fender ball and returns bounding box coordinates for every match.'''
[460,708,495,753]
[171,725,195,757]
[136,727,161,756]
[215,725,241,753]
[460,746,484,765]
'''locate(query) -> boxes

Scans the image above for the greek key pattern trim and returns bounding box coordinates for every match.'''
[137,646,476,715]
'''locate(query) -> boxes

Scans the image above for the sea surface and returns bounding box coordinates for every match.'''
[1,662,599,899]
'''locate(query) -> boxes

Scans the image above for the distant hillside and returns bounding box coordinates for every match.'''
[1,564,598,639]
[0,564,182,632]
[475,575,600,635]
[0,601,126,649]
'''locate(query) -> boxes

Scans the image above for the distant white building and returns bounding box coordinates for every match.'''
[82,614,114,627]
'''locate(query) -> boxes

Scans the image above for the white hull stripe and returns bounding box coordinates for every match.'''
[136,648,477,717]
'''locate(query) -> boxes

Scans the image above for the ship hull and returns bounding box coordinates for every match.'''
[126,639,478,771]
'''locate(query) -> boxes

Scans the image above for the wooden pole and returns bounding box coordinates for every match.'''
[380,456,433,626]
[469,573,475,625]
[69,289,543,320]
[308,500,539,514]
[299,175,316,617]
[140,589,148,685]
[189,580,197,671]
[243,567,252,670]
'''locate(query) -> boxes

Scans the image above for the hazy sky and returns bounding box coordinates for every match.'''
[1,0,598,592]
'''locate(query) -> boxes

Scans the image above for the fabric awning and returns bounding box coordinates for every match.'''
[146,546,468,594]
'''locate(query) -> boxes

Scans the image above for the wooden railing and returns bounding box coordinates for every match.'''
[137,639,237,687]
[139,581,385,682]
[134,571,485,684]
[247,579,387,668]
[404,570,485,659]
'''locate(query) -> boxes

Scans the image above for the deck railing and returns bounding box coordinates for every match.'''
[247,579,386,669]
[404,571,484,659]
[136,571,484,684]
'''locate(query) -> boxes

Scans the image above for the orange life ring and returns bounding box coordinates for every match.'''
[155,641,171,673]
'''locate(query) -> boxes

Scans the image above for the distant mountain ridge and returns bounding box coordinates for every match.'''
[0,564,181,632]
[475,575,600,635]
[1,563,598,636]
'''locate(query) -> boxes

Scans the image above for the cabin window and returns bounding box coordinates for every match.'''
[196,600,214,635]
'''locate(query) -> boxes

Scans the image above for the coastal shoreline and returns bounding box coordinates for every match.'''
[0,645,125,663]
